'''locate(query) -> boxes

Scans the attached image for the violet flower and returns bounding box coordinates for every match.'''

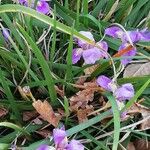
[53,127,68,149]
[139,29,150,41]
[66,140,84,150]
[114,83,134,101]
[118,43,136,65]
[105,26,124,39]
[72,31,108,64]
[105,26,150,43]
[96,75,112,91]
[97,75,134,101]
[19,0,26,5]
[19,0,50,14]
[36,144,55,150]
[96,75,134,118]
[37,127,84,150]
[53,127,84,150]
[2,28,10,40]
[105,26,150,65]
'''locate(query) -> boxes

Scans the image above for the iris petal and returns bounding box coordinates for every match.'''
[105,26,124,39]
[77,31,95,49]
[67,140,84,150]
[118,43,136,65]
[72,48,83,64]
[96,75,112,91]
[36,144,54,150]
[82,48,104,64]
[114,83,134,101]
[36,1,50,14]
[53,128,68,149]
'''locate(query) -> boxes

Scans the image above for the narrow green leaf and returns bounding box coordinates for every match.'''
[106,93,120,150]
[81,130,109,150]
[17,24,57,105]
[0,122,30,137]
[0,4,94,45]
[0,69,21,121]
[66,111,111,136]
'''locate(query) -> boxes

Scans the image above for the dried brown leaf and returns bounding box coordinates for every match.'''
[88,101,111,116]
[124,62,150,77]
[70,80,104,112]
[77,109,88,123]
[133,139,150,150]
[77,105,94,123]
[36,129,51,138]
[127,103,141,115]
[0,107,8,118]
[32,100,61,127]
[75,76,88,85]
[127,103,150,130]
[140,109,150,130]
[69,89,95,111]
[72,80,99,89]
[127,142,136,150]
[83,80,98,88]
[23,110,38,121]
[32,118,43,125]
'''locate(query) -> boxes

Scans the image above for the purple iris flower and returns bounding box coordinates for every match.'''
[19,0,50,14]
[37,127,84,150]
[96,75,134,101]
[105,26,124,39]
[19,0,26,4]
[53,127,68,149]
[139,29,150,41]
[105,26,150,43]
[96,75,112,91]
[2,28,10,40]
[125,31,141,43]
[36,144,55,150]
[72,48,83,64]
[53,127,84,150]
[67,140,84,150]
[120,110,128,119]
[72,31,108,64]
[77,31,95,49]
[105,26,136,65]
[36,0,50,14]
[105,26,150,65]
[118,43,136,65]
[114,83,134,101]
[96,75,134,118]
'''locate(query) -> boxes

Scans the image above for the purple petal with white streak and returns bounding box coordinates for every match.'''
[96,75,112,91]
[82,47,103,64]
[77,31,94,49]
[96,41,108,58]
[124,31,141,43]
[118,43,136,65]
[67,140,84,150]
[72,48,83,64]
[53,128,68,149]
[19,0,27,4]
[36,144,53,150]
[114,83,134,101]
[2,28,10,40]
[105,26,124,39]
[36,0,50,14]
[139,30,150,41]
